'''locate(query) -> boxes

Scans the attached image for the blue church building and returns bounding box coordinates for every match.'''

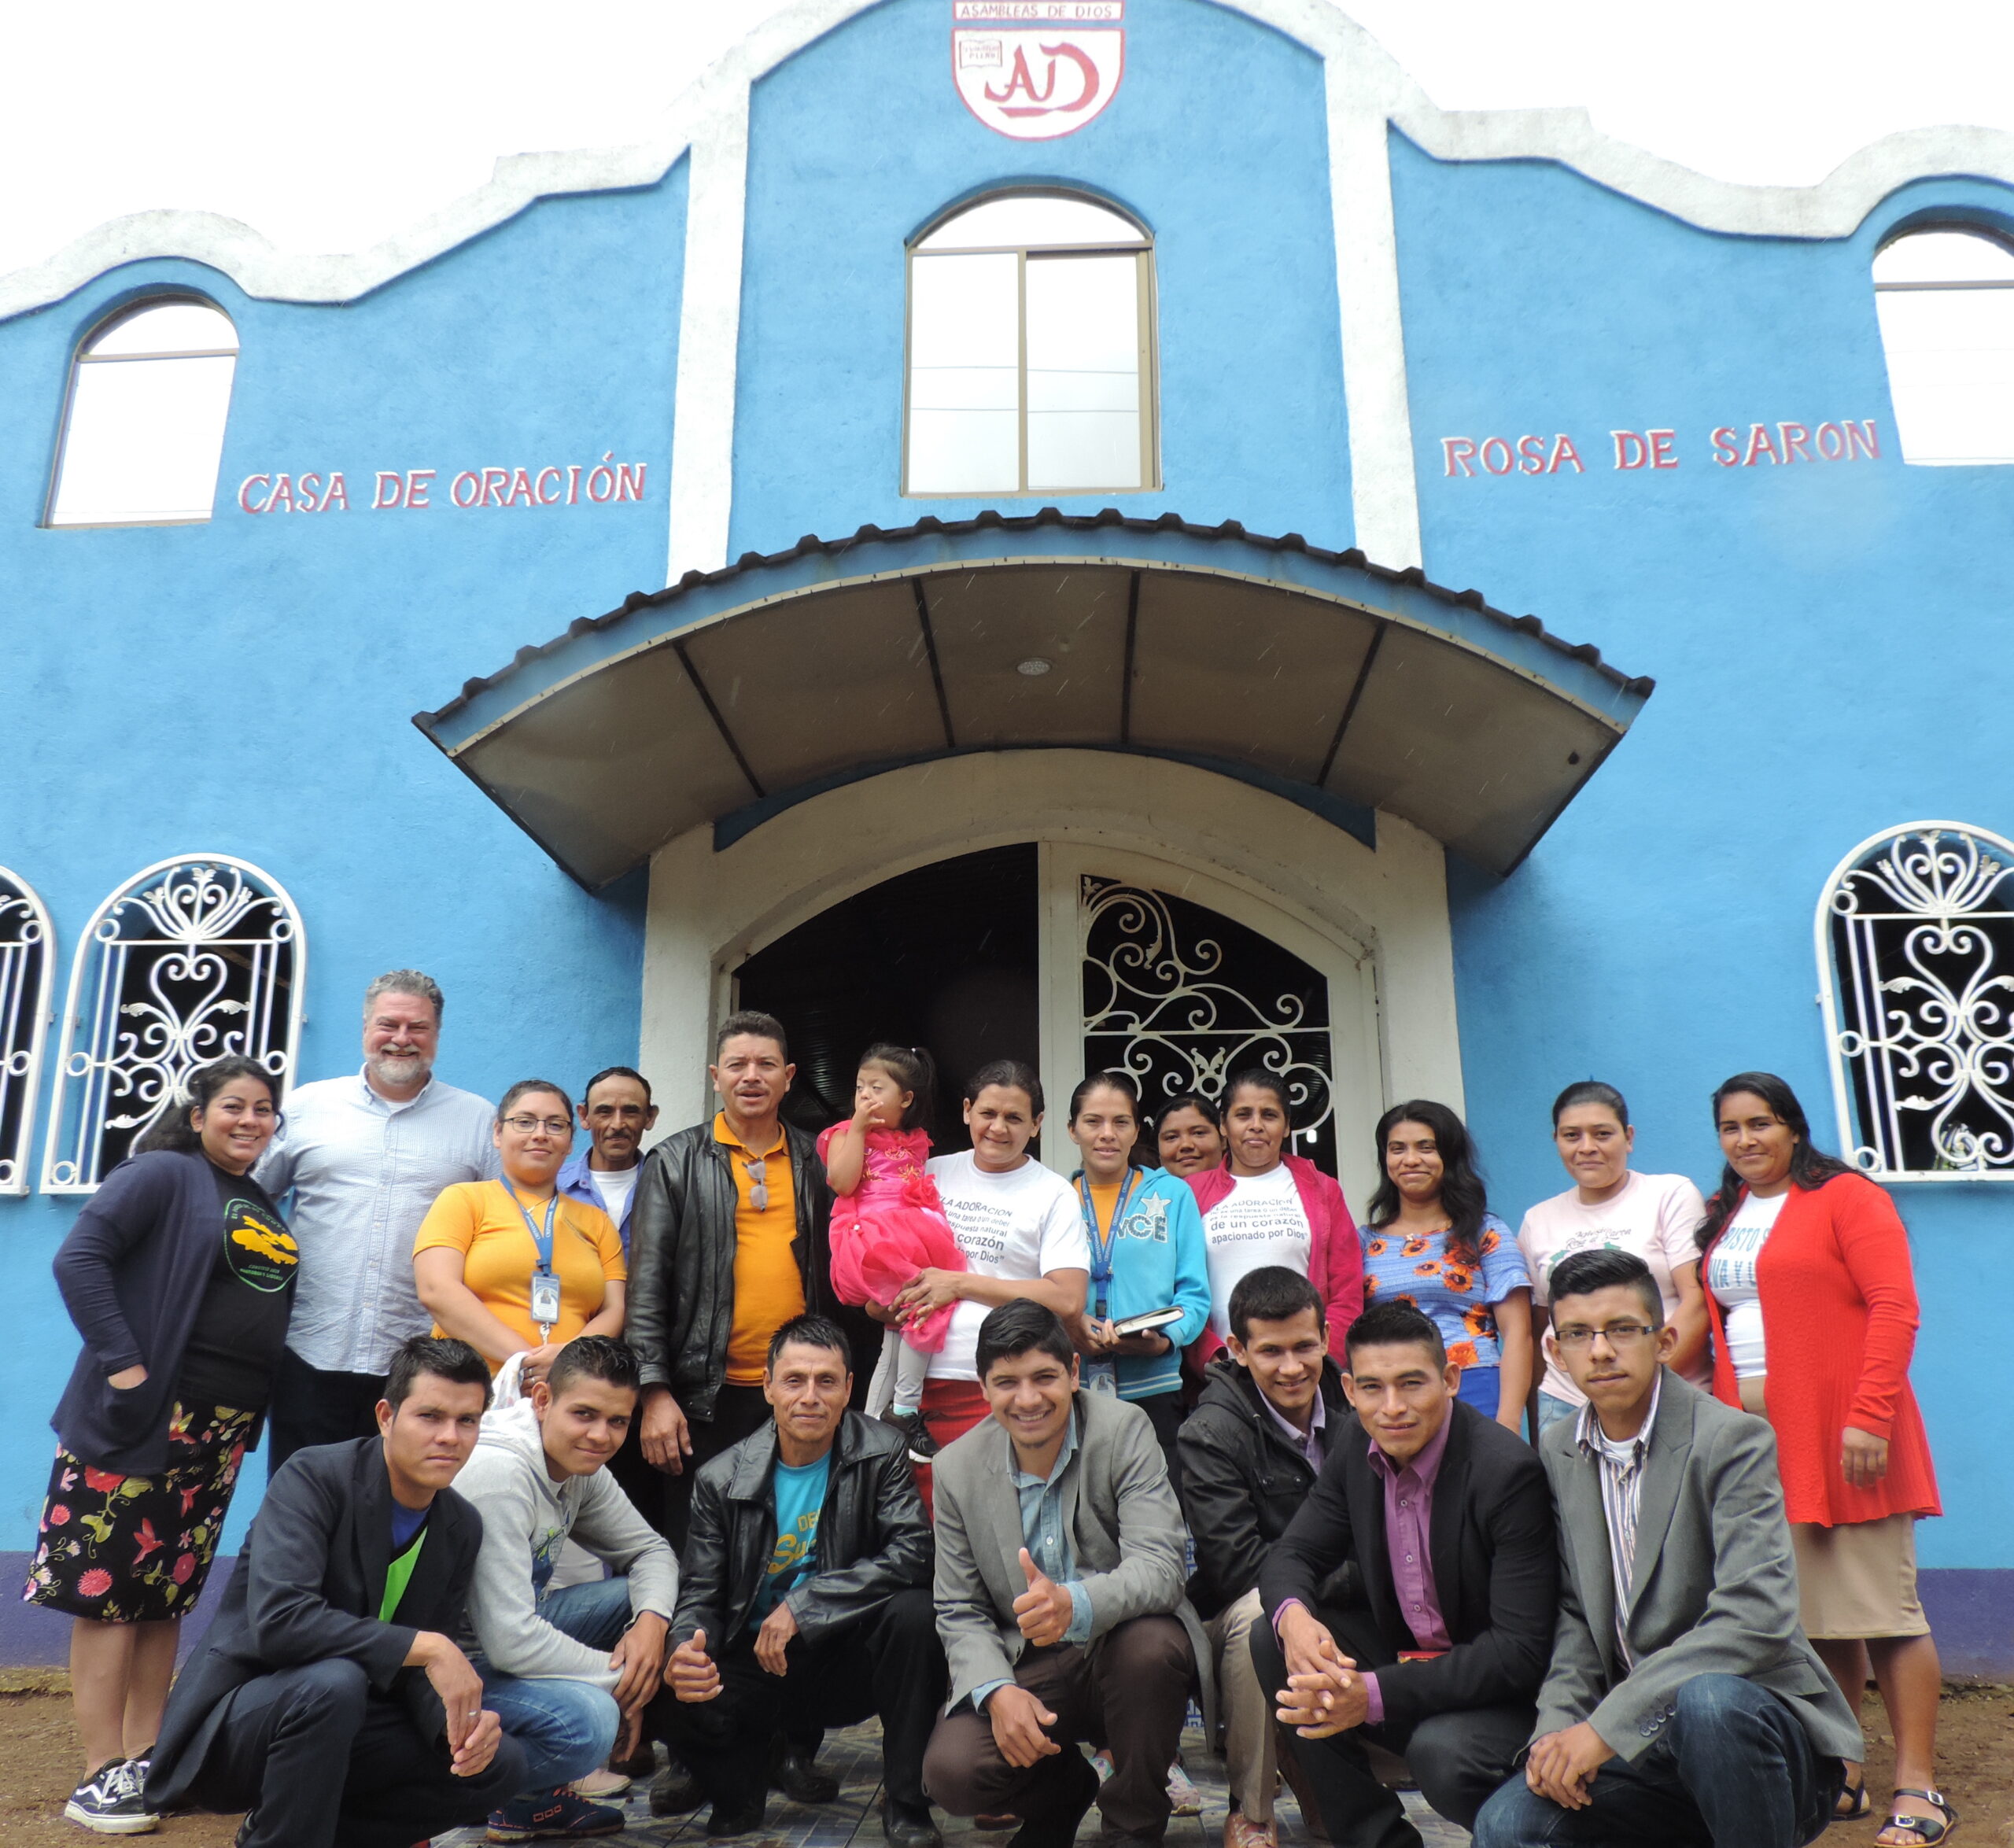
[2,0,2009,1672]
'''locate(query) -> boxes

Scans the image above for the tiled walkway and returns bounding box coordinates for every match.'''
[434,1724,1470,1848]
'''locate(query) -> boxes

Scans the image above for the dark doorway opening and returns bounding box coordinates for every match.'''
[735,843,1040,1160]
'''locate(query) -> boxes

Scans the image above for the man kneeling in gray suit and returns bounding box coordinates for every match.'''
[1471,1248,1860,1848]
[923,1300,1206,1848]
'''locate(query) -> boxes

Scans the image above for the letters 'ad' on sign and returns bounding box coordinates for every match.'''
[952,2,1123,141]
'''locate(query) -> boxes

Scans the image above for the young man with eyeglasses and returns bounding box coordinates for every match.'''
[1471,1248,1859,1848]
[626,1012,839,1806]
[1252,1300,1556,1848]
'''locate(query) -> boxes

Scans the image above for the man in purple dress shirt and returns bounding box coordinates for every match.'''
[1253,1301,1556,1848]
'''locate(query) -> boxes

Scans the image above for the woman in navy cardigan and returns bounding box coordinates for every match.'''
[26,1054,297,1835]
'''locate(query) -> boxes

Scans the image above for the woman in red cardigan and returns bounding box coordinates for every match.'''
[1184,1068,1360,1367]
[1698,1072,1948,1848]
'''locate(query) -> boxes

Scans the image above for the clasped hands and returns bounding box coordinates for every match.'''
[1523,1721,1614,1809]
[1271,1606,1369,1738]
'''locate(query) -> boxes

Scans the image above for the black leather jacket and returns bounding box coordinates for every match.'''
[627,1118,831,1422]
[1176,1350,1355,1618]
[669,1410,932,1646]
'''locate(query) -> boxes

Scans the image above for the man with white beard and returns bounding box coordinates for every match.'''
[259,969,500,1466]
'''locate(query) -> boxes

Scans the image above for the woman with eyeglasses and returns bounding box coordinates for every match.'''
[415,1079,627,1384]
[1698,1072,1946,1845]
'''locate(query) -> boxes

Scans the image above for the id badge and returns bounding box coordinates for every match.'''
[529,1271,562,1327]
[1085,1359,1119,1396]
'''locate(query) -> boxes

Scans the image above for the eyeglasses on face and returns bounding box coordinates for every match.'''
[1553,1322,1658,1350]
[502,1114,573,1136]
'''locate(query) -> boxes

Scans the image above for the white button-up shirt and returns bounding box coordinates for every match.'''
[257,1067,499,1375]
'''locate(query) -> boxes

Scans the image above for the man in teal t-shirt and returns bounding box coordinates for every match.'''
[655,1315,945,1847]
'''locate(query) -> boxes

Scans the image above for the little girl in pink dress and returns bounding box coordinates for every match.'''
[819,1043,965,1456]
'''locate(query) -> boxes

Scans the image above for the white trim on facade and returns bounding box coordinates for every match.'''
[0,867,55,1197]
[638,750,1463,1197]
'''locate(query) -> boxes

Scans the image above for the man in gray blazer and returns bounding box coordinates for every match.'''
[1472,1249,1859,1848]
[922,1301,1205,1848]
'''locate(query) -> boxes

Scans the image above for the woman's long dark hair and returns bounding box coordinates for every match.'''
[1365,1097,1489,1265]
[1696,1071,1854,1250]
[133,1056,281,1156]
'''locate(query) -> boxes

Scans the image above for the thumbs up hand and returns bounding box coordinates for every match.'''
[1012,1547,1075,1647]
[669,1625,721,1703]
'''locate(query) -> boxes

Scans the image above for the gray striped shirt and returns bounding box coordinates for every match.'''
[1575,1371,1662,1670]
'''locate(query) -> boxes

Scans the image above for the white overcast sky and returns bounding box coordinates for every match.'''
[2,0,2008,278]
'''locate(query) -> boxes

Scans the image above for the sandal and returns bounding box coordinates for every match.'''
[1835,1774,1871,1820]
[1878,1788,1958,1847]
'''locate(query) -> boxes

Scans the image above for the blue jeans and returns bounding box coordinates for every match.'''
[1471,1673,1842,1848]
[1537,1392,1577,1433]
[474,1574,633,1797]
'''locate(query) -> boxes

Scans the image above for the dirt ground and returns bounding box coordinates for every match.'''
[2,1671,2008,1845]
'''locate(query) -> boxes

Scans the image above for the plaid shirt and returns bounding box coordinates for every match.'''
[1575,1371,1662,1669]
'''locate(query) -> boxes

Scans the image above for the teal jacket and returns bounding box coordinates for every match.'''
[1069,1165,1213,1401]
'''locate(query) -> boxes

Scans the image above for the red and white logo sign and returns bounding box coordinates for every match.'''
[952,2,1124,142]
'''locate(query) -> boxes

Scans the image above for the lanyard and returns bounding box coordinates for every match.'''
[507,1186,560,1275]
[1075,1168,1140,1315]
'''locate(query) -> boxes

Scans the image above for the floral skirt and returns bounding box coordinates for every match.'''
[21,1402,255,1624]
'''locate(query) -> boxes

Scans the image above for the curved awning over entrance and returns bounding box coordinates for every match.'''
[414,510,1654,890]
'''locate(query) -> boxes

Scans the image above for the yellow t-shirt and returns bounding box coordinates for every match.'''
[715,1114,806,1384]
[413,1179,625,1370]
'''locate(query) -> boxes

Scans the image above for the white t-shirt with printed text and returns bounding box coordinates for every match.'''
[1201,1164,1313,1340]
[1517,1170,1712,1407]
[924,1151,1088,1381]
[1703,1189,1788,1381]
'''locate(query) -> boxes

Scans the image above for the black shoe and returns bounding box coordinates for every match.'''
[64,1758,157,1835]
[706,1798,765,1839]
[649,1759,705,1816]
[771,1742,840,1804]
[880,1406,939,1461]
[885,1800,943,1848]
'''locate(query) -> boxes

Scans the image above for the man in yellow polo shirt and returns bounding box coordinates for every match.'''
[628,1011,833,1549]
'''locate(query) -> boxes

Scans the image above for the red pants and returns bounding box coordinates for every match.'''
[917,1379,992,1517]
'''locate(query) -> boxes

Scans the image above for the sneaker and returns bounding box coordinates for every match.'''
[570,1767,633,1800]
[486,1787,627,1841]
[1166,1758,1202,1817]
[1224,1814,1276,1848]
[64,1758,158,1835]
[880,1406,939,1461]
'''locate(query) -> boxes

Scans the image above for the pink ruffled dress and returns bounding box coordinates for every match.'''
[818,1123,966,1352]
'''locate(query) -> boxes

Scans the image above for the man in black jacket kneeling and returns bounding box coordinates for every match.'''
[144,1337,525,1848]
[653,1314,946,1847]
[1253,1301,1557,1848]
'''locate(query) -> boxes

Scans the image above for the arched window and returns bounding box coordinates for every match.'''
[905,191,1156,496]
[0,868,54,1196]
[1817,822,2014,1179]
[42,857,304,1193]
[1872,228,2014,465]
[46,297,240,526]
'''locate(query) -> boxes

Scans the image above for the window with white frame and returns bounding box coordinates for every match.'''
[1873,228,2014,465]
[46,297,240,526]
[905,191,1156,496]
[0,868,54,1196]
[1817,822,2014,1179]
[42,857,304,1193]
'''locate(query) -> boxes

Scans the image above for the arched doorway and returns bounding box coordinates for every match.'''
[731,837,1372,1186]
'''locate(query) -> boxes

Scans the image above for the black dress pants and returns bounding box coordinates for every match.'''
[1251,1603,1533,1848]
[662,1383,774,1549]
[183,1657,526,1848]
[267,1351,389,1473]
[649,1587,946,1813]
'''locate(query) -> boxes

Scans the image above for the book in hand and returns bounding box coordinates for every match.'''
[1110,1306,1185,1337]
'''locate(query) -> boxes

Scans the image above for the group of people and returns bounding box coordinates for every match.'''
[26,968,1953,1848]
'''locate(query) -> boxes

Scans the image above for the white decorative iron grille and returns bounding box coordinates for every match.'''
[42,856,304,1193]
[1080,876,1337,1171]
[0,868,54,1196]
[1818,822,2014,1180]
